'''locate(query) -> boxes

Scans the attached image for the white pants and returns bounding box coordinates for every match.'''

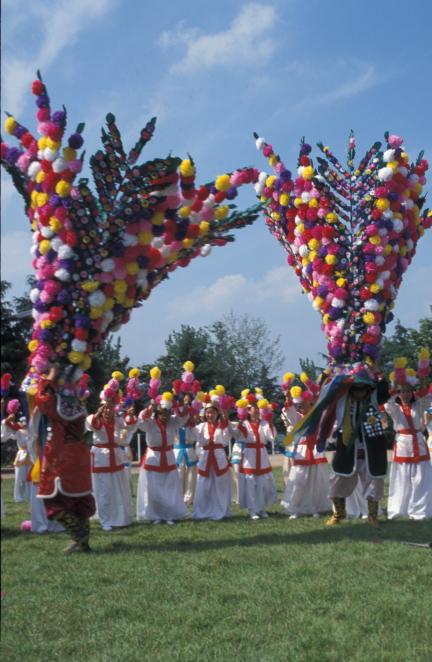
[328,460,384,501]
[14,466,30,502]
[177,463,197,504]
[282,456,292,486]
[231,464,240,504]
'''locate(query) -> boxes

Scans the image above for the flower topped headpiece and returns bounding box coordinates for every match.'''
[172,360,203,412]
[254,131,430,372]
[389,348,430,388]
[236,387,275,421]
[123,368,143,407]
[6,399,20,415]
[100,371,124,403]
[1,73,261,381]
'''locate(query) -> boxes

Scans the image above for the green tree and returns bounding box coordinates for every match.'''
[298,357,324,382]
[1,280,33,390]
[378,311,432,376]
[143,313,285,400]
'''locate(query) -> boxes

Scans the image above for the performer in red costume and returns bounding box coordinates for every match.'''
[35,366,95,554]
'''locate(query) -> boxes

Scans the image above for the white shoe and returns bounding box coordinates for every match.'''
[152,519,162,525]
[289,514,298,520]
[166,520,175,526]
[259,512,269,519]
[312,513,320,518]
[101,525,112,531]
[250,513,260,520]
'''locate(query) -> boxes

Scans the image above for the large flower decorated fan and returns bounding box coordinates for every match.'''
[1,73,260,378]
[254,131,430,369]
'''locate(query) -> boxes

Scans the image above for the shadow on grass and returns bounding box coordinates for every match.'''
[93,518,432,555]
[0,525,28,540]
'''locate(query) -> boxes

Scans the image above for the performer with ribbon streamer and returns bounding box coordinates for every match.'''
[253,129,430,528]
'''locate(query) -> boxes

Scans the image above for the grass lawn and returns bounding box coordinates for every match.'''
[1,468,431,662]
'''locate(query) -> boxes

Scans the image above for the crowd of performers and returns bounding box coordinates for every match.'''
[1,359,431,555]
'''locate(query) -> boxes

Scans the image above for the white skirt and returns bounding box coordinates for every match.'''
[92,469,132,528]
[192,472,232,520]
[238,473,277,514]
[177,464,197,505]
[281,464,331,515]
[137,468,189,521]
[387,461,432,520]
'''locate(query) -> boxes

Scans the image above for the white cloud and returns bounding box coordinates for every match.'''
[2,0,116,113]
[0,174,17,209]
[166,266,300,317]
[292,62,378,114]
[161,3,277,74]
[310,64,377,106]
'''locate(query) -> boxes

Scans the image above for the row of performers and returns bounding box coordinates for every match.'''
[2,370,431,545]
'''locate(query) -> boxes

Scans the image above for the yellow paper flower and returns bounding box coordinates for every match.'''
[4,116,17,134]
[68,351,84,364]
[215,174,231,192]
[56,181,71,198]
[112,371,125,381]
[82,280,100,292]
[179,159,195,177]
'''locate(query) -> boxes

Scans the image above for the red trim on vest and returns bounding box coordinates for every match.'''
[142,420,176,472]
[92,420,125,474]
[293,433,328,466]
[393,404,430,464]
[198,423,230,477]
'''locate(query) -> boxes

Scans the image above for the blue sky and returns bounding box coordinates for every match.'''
[1,0,431,374]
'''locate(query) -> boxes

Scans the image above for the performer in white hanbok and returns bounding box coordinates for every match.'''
[281,386,330,518]
[234,401,277,519]
[87,393,133,531]
[193,403,232,520]
[1,402,31,502]
[13,424,31,503]
[137,392,189,524]
[385,374,432,520]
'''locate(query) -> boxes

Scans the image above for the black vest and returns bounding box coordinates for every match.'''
[332,405,388,478]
